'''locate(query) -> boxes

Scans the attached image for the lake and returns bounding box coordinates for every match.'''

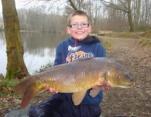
[0,32,66,76]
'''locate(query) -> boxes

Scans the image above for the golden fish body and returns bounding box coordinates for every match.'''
[15,57,132,108]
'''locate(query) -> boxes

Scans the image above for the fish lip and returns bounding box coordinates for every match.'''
[107,78,132,88]
[110,83,132,88]
[121,84,131,88]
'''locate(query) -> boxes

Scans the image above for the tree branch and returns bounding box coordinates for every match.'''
[101,0,129,13]
[68,0,78,10]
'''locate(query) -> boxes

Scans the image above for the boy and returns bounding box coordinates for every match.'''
[29,10,106,117]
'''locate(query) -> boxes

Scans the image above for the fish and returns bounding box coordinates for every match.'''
[15,57,132,108]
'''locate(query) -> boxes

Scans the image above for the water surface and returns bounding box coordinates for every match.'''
[0,32,66,75]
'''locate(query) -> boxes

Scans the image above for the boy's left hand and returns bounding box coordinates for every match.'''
[89,82,111,97]
[98,81,111,91]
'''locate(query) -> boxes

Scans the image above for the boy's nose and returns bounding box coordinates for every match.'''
[77,24,83,28]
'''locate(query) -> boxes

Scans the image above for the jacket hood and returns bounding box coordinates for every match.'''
[70,36,101,45]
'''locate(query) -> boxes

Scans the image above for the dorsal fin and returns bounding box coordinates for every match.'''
[73,57,94,63]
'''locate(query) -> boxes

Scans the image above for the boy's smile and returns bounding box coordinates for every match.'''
[67,15,92,41]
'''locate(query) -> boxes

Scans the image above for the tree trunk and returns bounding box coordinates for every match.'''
[1,0,29,79]
[127,0,134,32]
[134,0,141,28]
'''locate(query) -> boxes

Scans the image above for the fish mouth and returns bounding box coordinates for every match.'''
[108,80,132,88]
[115,84,131,88]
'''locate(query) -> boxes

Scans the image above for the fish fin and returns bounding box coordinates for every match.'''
[73,57,94,62]
[15,77,34,95]
[72,90,87,105]
[20,84,37,108]
[89,87,101,97]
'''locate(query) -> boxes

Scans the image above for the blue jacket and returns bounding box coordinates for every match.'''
[54,36,106,105]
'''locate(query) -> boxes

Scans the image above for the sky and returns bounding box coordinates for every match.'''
[0,0,54,9]
[0,0,31,11]
[0,0,67,15]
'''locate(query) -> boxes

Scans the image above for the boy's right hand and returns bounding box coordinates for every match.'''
[45,85,58,94]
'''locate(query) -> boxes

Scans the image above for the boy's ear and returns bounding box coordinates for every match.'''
[66,27,71,34]
[88,25,92,33]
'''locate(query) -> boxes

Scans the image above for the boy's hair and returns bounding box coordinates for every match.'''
[67,10,91,25]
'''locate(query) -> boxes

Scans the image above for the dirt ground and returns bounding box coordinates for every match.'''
[0,33,151,117]
[101,36,151,117]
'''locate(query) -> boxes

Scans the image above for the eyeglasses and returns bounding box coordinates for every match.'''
[69,23,89,29]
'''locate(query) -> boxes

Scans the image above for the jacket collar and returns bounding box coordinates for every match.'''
[69,36,100,45]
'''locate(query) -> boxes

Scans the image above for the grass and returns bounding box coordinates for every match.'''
[0,62,52,97]
[35,63,52,73]
[98,31,151,48]
[102,39,112,51]
[140,30,151,38]
[138,31,151,47]
[138,38,151,47]
[0,78,18,87]
[0,78,19,96]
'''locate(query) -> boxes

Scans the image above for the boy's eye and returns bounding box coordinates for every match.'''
[69,23,89,28]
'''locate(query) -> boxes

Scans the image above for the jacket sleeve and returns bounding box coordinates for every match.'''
[96,43,106,57]
[54,43,64,66]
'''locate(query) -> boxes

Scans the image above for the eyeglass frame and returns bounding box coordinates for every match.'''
[68,23,90,29]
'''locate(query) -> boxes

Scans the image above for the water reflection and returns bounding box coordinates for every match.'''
[0,33,6,75]
[0,32,66,75]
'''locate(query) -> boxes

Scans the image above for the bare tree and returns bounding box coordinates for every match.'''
[68,0,78,10]
[101,0,134,32]
[133,0,141,28]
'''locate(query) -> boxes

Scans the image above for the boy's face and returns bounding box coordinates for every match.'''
[67,15,92,41]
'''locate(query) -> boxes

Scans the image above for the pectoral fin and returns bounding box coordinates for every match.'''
[72,90,87,105]
[89,86,101,97]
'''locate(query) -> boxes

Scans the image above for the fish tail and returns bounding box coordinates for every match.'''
[20,80,47,108]
[20,84,37,108]
[14,76,44,108]
[15,77,34,95]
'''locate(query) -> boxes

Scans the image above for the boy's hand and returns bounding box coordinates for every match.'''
[99,81,111,91]
[90,81,111,97]
[45,85,58,94]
